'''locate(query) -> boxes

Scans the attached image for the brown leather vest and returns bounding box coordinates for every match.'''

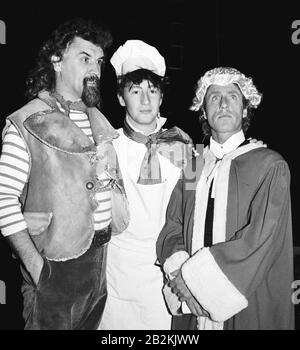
[6,94,127,261]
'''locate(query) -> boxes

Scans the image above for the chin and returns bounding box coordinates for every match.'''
[216,121,233,129]
[138,115,156,123]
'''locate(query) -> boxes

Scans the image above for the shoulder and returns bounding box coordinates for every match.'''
[88,108,119,139]
[7,98,51,123]
[237,146,288,168]
[171,126,194,144]
[112,128,126,143]
[233,146,290,185]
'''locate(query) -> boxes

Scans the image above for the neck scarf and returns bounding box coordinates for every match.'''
[123,117,191,185]
[50,92,88,115]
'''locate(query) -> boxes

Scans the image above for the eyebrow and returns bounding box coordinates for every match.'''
[78,51,104,60]
[207,89,241,96]
[128,83,141,91]
[227,90,241,95]
[78,51,91,56]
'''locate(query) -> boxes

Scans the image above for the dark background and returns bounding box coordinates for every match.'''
[0,0,299,329]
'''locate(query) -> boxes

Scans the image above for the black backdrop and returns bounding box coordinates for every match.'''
[0,0,299,329]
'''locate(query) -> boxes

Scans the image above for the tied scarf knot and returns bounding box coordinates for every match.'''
[123,118,192,185]
[145,134,159,148]
[49,92,88,115]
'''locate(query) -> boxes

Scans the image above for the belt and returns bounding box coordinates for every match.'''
[92,226,112,247]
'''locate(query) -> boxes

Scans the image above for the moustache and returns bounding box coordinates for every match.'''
[217,111,232,118]
[83,76,100,86]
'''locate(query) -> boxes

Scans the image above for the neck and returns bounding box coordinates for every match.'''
[211,130,240,144]
[55,84,80,103]
[126,116,158,136]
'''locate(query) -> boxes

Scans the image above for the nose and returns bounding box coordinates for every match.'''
[89,61,101,78]
[141,91,150,105]
[219,95,228,109]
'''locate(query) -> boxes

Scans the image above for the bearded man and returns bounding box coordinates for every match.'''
[0,18,128,330]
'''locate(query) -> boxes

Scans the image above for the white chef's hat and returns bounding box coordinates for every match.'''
[110,40,166,77]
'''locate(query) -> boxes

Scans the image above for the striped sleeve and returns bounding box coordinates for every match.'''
[0,124,29,236]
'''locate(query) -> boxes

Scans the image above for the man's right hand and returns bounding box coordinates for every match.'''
[30,256,44,286]
[6,229,44,286]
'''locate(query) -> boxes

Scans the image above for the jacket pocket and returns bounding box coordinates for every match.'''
[23,211,53,236]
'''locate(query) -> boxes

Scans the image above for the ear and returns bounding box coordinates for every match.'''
[51,55,62,72]
[159,94,163,107]
[117,94,126,107]
[242,109,247,118]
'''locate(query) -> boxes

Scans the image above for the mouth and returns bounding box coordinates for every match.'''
[84,76,99,87]
[218,113,232,119]
[86,82,97,87]
[140,109,152,114]
[86,80,97,86]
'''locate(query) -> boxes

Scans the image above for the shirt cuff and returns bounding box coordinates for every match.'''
[163,250,190,279]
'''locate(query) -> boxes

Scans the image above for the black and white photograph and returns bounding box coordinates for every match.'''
[0,0,299,335]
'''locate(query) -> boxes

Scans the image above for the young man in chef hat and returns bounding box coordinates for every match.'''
[99,40,194,330]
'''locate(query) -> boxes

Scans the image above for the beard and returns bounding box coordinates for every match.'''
[81,76,101,107]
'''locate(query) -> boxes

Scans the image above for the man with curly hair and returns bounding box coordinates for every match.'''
[156,67,294,330]
[0,18,128,329]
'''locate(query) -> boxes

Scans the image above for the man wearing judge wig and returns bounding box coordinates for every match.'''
[156,67,295,330]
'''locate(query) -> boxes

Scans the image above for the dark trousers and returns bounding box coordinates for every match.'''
[172,314,198,330]
[21,231,109,330]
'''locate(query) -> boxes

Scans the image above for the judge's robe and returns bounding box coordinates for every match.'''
[156,146,294,330]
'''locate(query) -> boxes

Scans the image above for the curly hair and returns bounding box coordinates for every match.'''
[117,69,169,97]
[26,18,113,100]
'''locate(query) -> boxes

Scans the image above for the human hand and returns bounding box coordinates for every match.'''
[184,297,210,317]
[248,137,267,147]
[169,270,209,317]
[30,255,44,286]
[169,269,192,300]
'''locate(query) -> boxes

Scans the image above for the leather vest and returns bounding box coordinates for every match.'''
[6,93,128,261]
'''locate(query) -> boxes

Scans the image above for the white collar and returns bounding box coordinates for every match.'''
[209,130,245,159]
[125,115,167,135]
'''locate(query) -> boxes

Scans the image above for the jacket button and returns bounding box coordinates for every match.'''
[86,181,94,190]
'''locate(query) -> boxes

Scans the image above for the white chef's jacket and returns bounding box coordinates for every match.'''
[99,123,181,330]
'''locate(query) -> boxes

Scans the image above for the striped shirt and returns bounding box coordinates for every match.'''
[0,109,112,237]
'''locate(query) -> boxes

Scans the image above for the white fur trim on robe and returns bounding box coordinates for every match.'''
[182,247,248,322]
[163,250,190,278]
